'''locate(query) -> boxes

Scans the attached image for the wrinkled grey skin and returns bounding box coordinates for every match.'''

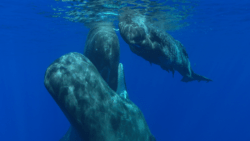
[44,52,155,141]
[60,23,133,141]
[118,11,212,82]
[84,23,120,91]
[59,63,133,141]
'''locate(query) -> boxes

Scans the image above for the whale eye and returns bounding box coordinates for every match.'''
[133,44,141,48]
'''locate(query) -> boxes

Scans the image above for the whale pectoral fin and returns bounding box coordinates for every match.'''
[116,63,129,99]
[171,69,175,78]
[59,126,82,141]
[181,72,212,83]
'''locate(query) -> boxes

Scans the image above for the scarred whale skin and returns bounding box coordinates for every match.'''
[84,23,120,91]
[118,10,212,82]
[44,52,155,141]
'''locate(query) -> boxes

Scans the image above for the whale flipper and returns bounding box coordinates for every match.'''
[116,63,129,99]
[59,126,82,141]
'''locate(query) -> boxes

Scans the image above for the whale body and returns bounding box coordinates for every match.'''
[119,10,212,82]
[84,23,120,91]
[59,63,131,141]
[44,52,155,141]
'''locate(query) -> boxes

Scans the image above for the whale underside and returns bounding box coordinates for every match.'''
[118,10,212,82]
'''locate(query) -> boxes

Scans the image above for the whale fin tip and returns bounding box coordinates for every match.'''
[116,63,129,99]
[181,72,212,83]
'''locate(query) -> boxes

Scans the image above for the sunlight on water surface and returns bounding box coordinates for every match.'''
[51,0,197,31]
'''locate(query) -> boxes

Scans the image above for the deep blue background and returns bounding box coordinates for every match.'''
[1,0,250,141]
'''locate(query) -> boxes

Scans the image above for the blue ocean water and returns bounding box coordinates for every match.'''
[0,0,250,140]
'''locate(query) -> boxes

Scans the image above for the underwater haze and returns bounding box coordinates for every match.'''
[1,0,250,140]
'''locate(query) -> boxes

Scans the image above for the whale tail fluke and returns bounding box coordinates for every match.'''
[181,70,212,83]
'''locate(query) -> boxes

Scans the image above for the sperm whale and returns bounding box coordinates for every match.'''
[84,23,120,91]
[119,10,212,82]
